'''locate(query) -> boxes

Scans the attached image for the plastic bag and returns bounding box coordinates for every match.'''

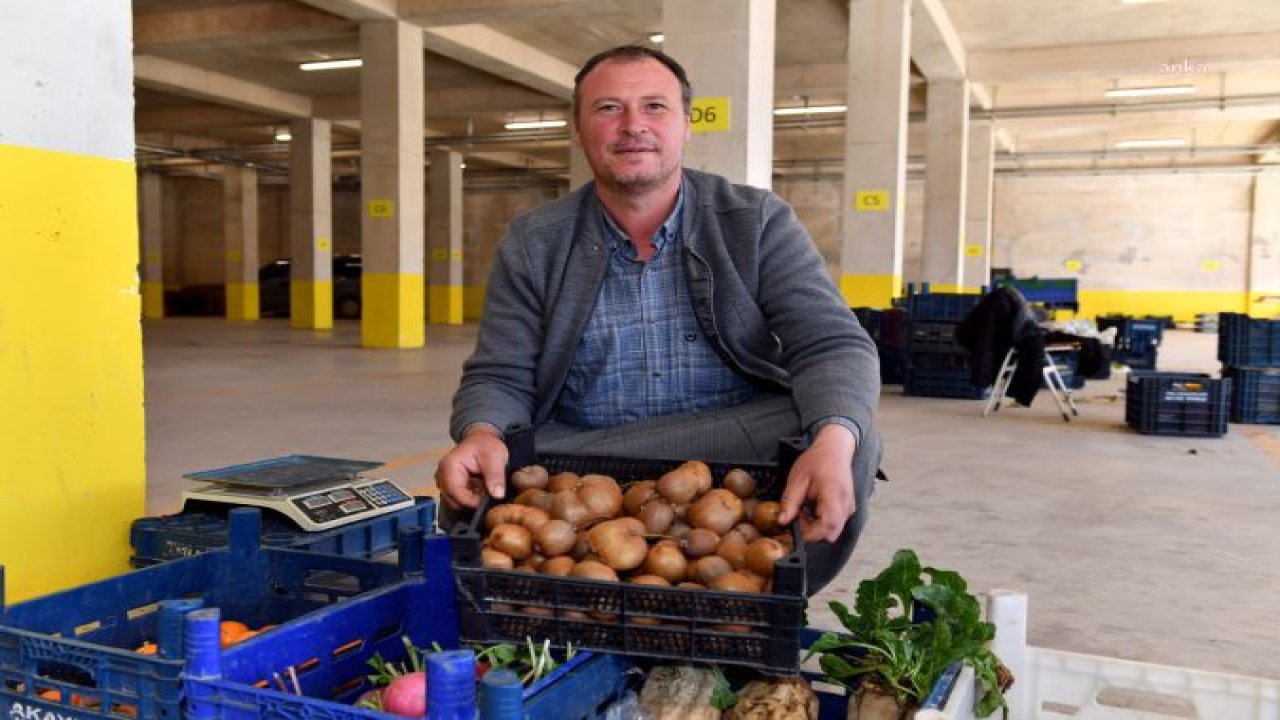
[602,691,653,720]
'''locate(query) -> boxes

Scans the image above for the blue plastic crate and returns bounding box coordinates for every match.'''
[1224,366,1280,424]
[906,292,981,323]
[129,498,436,567]
[1125,372,1230,437]
[1218,313,1280,367]
[185,536,640,720]
[0,510,420,720]
[905,321,965,355]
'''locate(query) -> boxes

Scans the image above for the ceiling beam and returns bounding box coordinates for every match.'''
[136,105,275,132]
[294,0,398,21]
[970,32,1280,84]
[420,25,577,99]
[399,0,616,25]
[134,55,313,118]
[910,0,966,81]
[312,84,564,120]
[134,0,351,49]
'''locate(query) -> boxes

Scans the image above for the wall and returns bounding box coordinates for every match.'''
[773,172,1259,322]
[0,3,144,601]
[991,173,1254,322]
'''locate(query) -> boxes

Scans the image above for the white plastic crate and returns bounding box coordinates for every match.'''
[1026,647,1280,720]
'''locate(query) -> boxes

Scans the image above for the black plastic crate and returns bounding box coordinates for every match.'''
[1218,313,1280,368]
[1045,349,1082,390]
[851,307,882,344]
[1125,372,1230,437]
[450,430,808,674]
[879,347,904,385]
[904,321,964,355]
[906,292,980,323]
[879,308,907,349]
[903,362,985,400]
[129,497,436,567]
[1224,366,1280,424]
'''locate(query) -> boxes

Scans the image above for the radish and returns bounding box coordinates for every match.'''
[380,671,427,717]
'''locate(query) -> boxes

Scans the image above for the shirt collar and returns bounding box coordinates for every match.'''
[598,184,685,256]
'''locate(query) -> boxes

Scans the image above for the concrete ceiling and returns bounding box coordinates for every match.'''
[131,0,1280,181]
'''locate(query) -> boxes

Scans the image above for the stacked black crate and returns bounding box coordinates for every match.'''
[1218,313,1280,425]
[852,306,905,385]
[902,293,983,399]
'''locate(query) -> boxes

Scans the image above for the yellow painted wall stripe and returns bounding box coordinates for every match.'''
[226,282,260,321]
[428,284,464,325]
[840,274,903,309]
[362,272,424,348]
[0,143,145,601]
[291,279,333,329]
[1077,289,1247,324]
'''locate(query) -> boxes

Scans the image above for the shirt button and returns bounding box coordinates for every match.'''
[684,333,697,342]
[652,372,662,378]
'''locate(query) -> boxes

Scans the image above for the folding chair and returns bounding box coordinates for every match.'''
[982,344,1079,421]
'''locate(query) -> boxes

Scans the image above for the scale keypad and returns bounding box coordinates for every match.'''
[357,481,412,507]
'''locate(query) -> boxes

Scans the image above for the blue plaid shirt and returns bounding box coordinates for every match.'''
[554,190,760,429]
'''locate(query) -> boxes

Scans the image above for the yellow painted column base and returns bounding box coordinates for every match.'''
[922,282,965,294]
[142,280,165,319]
[0,143,145,601]
[428,284,464,325]
[362,272,425,348]
[226,282,260,321]
[291,279,333,329]
[840,274,902,309]
[464,285,486,322]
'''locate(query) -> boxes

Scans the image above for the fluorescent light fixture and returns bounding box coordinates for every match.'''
[1115,138,1186,149]
[299,58,363,71]
[649,32,665,43]
[773,104,847,116]
[503,119,567,130]
[1104,84,1195,98]
[274,129,292,142]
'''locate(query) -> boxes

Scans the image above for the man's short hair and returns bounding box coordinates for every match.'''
[572,44,693,127]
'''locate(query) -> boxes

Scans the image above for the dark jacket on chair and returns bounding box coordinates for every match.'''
[956,287,1045,406]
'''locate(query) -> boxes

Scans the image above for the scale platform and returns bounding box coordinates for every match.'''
[180,455,416,531]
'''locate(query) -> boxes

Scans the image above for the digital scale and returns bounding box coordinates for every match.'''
[180,455,416,531]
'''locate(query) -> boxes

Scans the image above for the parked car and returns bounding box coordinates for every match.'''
[259,255,363,319]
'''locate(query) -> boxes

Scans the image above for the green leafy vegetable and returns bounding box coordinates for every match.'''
[807,549,1010,719]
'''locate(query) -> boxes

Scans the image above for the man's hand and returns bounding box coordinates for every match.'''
[434,426,509,510]
[777,423,857,543]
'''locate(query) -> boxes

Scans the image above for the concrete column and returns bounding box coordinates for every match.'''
[569,144,593,192]
[428,147,464,324]
[223,165,259,320]
[963,120,995,293]
[0,1,144,600]
[289,117,333,329]
[360,19,425,348]
[139,172,165,318]
[664,0,775,189]
[840,0,912,308]
[921,78,969,292]
[1248,173,1280,317]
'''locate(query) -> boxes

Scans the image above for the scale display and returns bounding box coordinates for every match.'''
[181,455,416,531]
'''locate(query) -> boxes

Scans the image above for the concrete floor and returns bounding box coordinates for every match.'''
[142,318,1280,681]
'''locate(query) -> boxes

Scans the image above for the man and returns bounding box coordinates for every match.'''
[435,45,881,591]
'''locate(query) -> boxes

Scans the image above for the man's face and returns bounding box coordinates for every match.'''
[574,57,691,195]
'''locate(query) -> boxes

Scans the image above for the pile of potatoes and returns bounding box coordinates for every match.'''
[478,460,794,597]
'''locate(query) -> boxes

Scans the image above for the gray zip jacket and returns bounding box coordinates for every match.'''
[450,168,880,442]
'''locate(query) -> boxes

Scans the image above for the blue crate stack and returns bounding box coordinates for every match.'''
[902,290,984,399]
[1218,313,1280,425]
